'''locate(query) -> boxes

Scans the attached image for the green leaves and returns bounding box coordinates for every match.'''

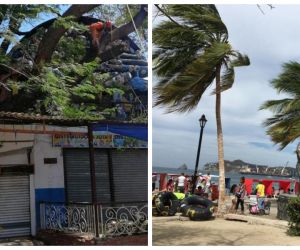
[12,59,113,119]
[153,4,249,113]
[287,196,300,236]
[168,5,228,41]
[154,41,233,113]
[230,51,250,67]
[53,15,88,31]
[261,61,300,149]
[0,4,147,123]
[153,21,205,79]
[220,66,235,92]
[271,61,300,95]
[216,50,249,93]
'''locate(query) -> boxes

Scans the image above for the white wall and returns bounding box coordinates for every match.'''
[0,124,87,189]
[33,134,64,189]
[0,130,34,165]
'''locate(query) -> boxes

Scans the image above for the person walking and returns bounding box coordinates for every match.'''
[235,177,246,214]
[256,181,265,210]
[177,173,186,193]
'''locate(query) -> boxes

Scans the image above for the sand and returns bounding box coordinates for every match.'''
[152,216,300,246]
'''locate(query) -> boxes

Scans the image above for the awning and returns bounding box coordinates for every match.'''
[92,123,148,141]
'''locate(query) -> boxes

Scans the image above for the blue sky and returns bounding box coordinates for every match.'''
[152,5,300,170]
[0,5,69,52]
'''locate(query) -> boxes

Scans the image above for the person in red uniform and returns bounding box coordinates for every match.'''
[89,21,112,48]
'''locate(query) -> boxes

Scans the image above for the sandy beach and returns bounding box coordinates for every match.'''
[152,215,300,246]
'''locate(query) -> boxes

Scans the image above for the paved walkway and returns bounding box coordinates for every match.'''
[153,215,300,246]
[0,237,44,246]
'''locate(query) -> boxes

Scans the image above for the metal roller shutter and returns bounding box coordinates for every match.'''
[0,175,31,238]
[63,149,111,203]
[111,149,147,203]
[94,150,111,203]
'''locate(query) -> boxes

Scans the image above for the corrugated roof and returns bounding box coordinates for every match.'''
[0,111,88,125]
[0,111,146,126]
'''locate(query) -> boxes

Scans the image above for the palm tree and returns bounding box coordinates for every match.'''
[261,61,300,149]
[260,61,300,182]
[153,5,250,214]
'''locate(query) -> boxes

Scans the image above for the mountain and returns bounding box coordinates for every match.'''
[204,159,295,177]
[178,164,188,170]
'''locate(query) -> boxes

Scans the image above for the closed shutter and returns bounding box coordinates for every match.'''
[95,150,111,203]
[111,149,147,203]
[0,175,31,238]
[64,149,111,203]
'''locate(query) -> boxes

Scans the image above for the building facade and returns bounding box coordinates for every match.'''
[0,124,147,238]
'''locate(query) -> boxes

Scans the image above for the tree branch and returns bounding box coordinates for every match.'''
[35,4,99,66]
[98,4,147,53]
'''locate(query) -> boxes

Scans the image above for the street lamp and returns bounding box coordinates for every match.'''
[192,114,207,194]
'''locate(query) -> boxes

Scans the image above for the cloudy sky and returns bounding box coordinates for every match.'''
[152,4,300,170]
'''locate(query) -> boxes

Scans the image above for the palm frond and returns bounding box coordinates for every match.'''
[262,61,300,149]
[219,66,235,93]
[153,21,209,78]
[153,21,209,49]
[264,113,300,150]
[230,51,250,67]
[154,42,231,112]
[260,98,295,113]
[271,61,300,96]
[153,4,249,114]
[169,5,228,41]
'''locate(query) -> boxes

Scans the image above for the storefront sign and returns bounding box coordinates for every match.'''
[52,134,147,148]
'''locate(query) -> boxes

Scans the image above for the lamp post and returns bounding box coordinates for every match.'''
[192,114,207,194]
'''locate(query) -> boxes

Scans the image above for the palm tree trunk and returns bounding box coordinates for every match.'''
[216,64,226,216]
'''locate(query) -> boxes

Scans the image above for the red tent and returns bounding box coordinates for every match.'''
[279,180,291,193]
[262,180,273,196]
[159,173,168,191]
[245,178,297,196]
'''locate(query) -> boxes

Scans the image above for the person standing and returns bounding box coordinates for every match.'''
[177,173,186,193]
[166,179,175,192]
[230,184,238,213]
[256,181,265,210]
[235,177,246,214]
[152,174,157,191]
[204,172,212,194]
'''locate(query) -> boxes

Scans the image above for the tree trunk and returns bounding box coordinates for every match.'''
[216,64,226,216]
[35,4,99,66]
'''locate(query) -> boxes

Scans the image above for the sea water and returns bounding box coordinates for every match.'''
[153,166,296,190]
